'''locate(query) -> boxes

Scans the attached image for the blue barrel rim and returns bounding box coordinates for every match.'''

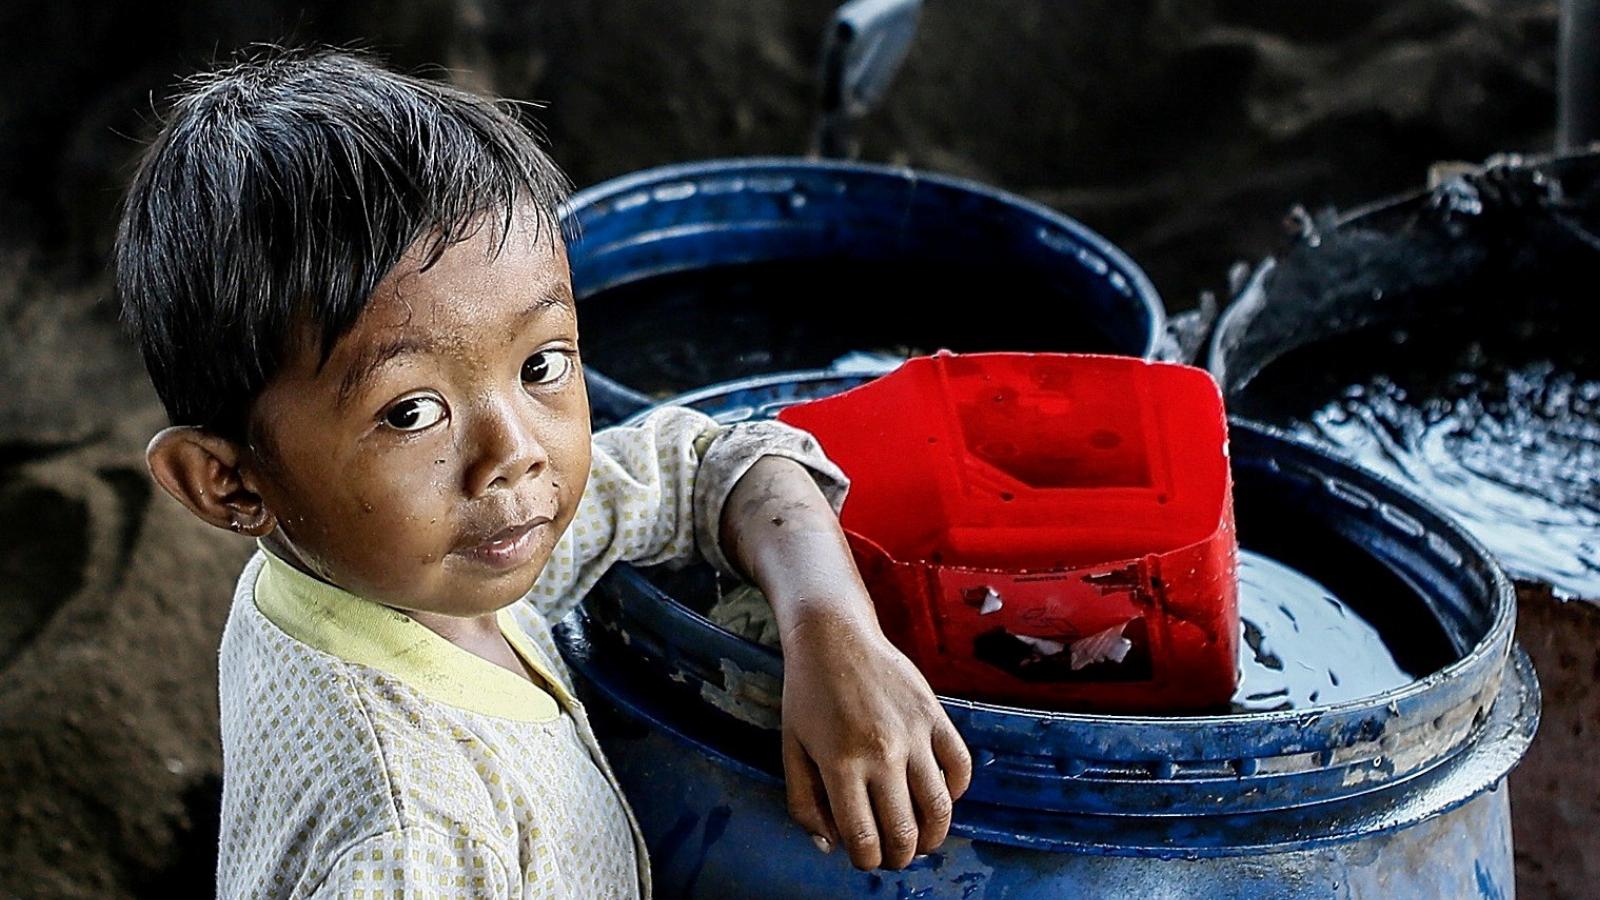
[561,157,1168,423]
[561,611,1536,855]
[562,367,1528,826]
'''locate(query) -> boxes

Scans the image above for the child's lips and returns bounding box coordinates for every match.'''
[453,516,553,570]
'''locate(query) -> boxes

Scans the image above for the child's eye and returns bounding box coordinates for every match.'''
[521,350,573,386]
[382,394,447,432]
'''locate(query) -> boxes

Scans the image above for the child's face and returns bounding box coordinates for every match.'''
[248,212,591,617]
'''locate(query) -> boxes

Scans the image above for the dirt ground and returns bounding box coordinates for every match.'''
[0,0,1575,896]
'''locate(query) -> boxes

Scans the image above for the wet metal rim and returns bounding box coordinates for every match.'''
[1206,257,1276,394]
[561,614,1536,855]
[1206,151,1600,395]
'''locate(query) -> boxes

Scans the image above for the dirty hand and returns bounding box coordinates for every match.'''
[720,455,973,871]
[778,608,972,870]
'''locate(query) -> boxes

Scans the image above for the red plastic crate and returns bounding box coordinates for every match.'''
[778,352,1239,713]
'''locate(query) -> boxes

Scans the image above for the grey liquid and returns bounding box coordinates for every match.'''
[1233,550,1412,712]
[679,548,1415,713]
[1236,321,1600,601]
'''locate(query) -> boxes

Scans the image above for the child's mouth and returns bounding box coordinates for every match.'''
[454,516,552,570]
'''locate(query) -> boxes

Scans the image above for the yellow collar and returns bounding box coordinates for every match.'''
[252,547,564,723]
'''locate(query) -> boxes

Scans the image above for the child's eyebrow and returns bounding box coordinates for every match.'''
[335,289,574,408]
[520,288,575,325]
[337,335,443,408]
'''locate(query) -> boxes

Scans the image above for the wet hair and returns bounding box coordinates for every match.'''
[114,48,572,442]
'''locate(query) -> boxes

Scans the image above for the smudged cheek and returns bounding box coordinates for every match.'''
[554,435,592,514]
[335,462,462,581]
[553,466,589,535]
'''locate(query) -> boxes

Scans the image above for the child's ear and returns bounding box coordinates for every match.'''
[145,426,277,537]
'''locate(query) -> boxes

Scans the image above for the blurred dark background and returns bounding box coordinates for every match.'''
[0,1,1561,896]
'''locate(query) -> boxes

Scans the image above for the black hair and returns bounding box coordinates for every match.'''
[114,48,572,442]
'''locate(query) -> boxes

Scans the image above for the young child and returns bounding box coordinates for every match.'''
[114,50,970,896]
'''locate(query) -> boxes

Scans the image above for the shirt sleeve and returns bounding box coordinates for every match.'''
[520,405,850,622]
[310,826,512,898]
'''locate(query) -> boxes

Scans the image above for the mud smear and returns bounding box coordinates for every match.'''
[1234,317,1600,601]
[577,259,1126,399]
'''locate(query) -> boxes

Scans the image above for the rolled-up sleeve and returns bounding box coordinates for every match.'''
[691,418,849,576]
[310,827,512,898]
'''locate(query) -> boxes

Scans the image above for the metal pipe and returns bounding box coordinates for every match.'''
[1559,0,1600,148]
[811,0,923,159]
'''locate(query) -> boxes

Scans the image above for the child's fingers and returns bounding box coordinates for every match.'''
[908,750,954,855]
[867,772,920,871]
[932,720,973,800]
[821,767,883,871]
[782,733,838,852]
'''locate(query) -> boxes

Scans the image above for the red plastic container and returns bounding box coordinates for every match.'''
[778,352,1238,712]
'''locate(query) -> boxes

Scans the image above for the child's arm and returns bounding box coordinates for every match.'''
[720,455,973,872]
[518,405,971,869]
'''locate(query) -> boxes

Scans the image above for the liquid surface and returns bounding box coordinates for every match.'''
[578,260,1127,398]
[1236,320,1600,601]
[685,549,1415,713]
[1233,550,1412,712]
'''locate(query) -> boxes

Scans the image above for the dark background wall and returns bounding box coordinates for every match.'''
[0,1,1562,896]
[0,0,1557,292]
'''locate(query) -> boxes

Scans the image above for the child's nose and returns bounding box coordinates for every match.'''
[464,401,550,497]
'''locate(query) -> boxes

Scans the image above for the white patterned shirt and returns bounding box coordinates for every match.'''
[215,407,847,898]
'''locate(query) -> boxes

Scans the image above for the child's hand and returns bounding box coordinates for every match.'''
[778,607,971,871]
[722,456,973,871]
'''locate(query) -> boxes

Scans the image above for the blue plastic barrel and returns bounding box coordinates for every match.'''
[556,372,1538,899]
[561,159,1165,424]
